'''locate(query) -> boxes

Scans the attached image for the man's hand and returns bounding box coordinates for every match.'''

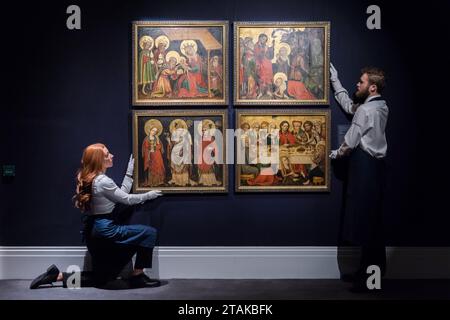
[329,149,339,159]
[126,154,135,176]
[330,62,339,82]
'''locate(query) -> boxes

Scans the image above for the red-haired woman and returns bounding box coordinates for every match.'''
[30,143,163,289]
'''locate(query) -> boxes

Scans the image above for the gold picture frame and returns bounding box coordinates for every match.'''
[132,109,228,193]
[235,109,331,192]
[132,20,229,106]
[234,21,330,105]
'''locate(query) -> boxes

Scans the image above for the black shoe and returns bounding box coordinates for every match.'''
[348,280,383,294]
[340,273,357,283]
[129,273,161,288]
[29,264,60,289]
[340,270,365,283]
[140,273,161,287]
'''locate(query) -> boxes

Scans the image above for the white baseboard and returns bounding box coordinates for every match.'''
[1,246,449,280]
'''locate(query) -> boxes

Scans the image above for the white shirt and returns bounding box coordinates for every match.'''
[333,85,389,159]
[89,174,149,215]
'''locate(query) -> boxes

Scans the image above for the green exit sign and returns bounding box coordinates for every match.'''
[2,165,15,177]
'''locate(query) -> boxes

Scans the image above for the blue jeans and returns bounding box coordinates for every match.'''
[73,204,158,288]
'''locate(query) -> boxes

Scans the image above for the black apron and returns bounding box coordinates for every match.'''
[343,146,386,246]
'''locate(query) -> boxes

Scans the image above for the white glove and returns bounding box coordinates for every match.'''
[330,62,339,82]
[145,190,163,200]
[126,154,135,176]
[329,149,338,159]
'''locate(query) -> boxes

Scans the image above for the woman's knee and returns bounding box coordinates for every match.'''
[143,225,156,235]
[140,226,157,245]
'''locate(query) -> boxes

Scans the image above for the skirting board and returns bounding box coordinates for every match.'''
[1,246,449,280]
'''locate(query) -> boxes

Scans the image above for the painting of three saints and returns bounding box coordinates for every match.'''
[133,110,228,193]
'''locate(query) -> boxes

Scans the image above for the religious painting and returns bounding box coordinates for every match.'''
[234,22,330,105]
[235,109,330,192]
[132,21,229,105]
[132,110,228,193]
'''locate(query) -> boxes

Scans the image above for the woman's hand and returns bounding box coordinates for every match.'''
[126,154,135,176]
[146,190,163,200]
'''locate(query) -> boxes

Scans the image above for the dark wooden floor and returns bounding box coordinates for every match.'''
[1,279,449,300]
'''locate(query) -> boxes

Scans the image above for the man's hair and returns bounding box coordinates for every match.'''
[361,67,386,93]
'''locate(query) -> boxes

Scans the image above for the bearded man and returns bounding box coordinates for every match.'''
[330,64,389,293]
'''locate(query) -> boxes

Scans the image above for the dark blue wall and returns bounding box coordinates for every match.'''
[1,0,449,246]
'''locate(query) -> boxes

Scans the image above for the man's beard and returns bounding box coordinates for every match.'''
[353,88,369,104]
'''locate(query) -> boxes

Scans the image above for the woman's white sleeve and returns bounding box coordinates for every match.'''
[101,177,148,205]
[120,175,133,193]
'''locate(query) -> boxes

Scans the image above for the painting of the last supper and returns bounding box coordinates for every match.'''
[235,109,330,192]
